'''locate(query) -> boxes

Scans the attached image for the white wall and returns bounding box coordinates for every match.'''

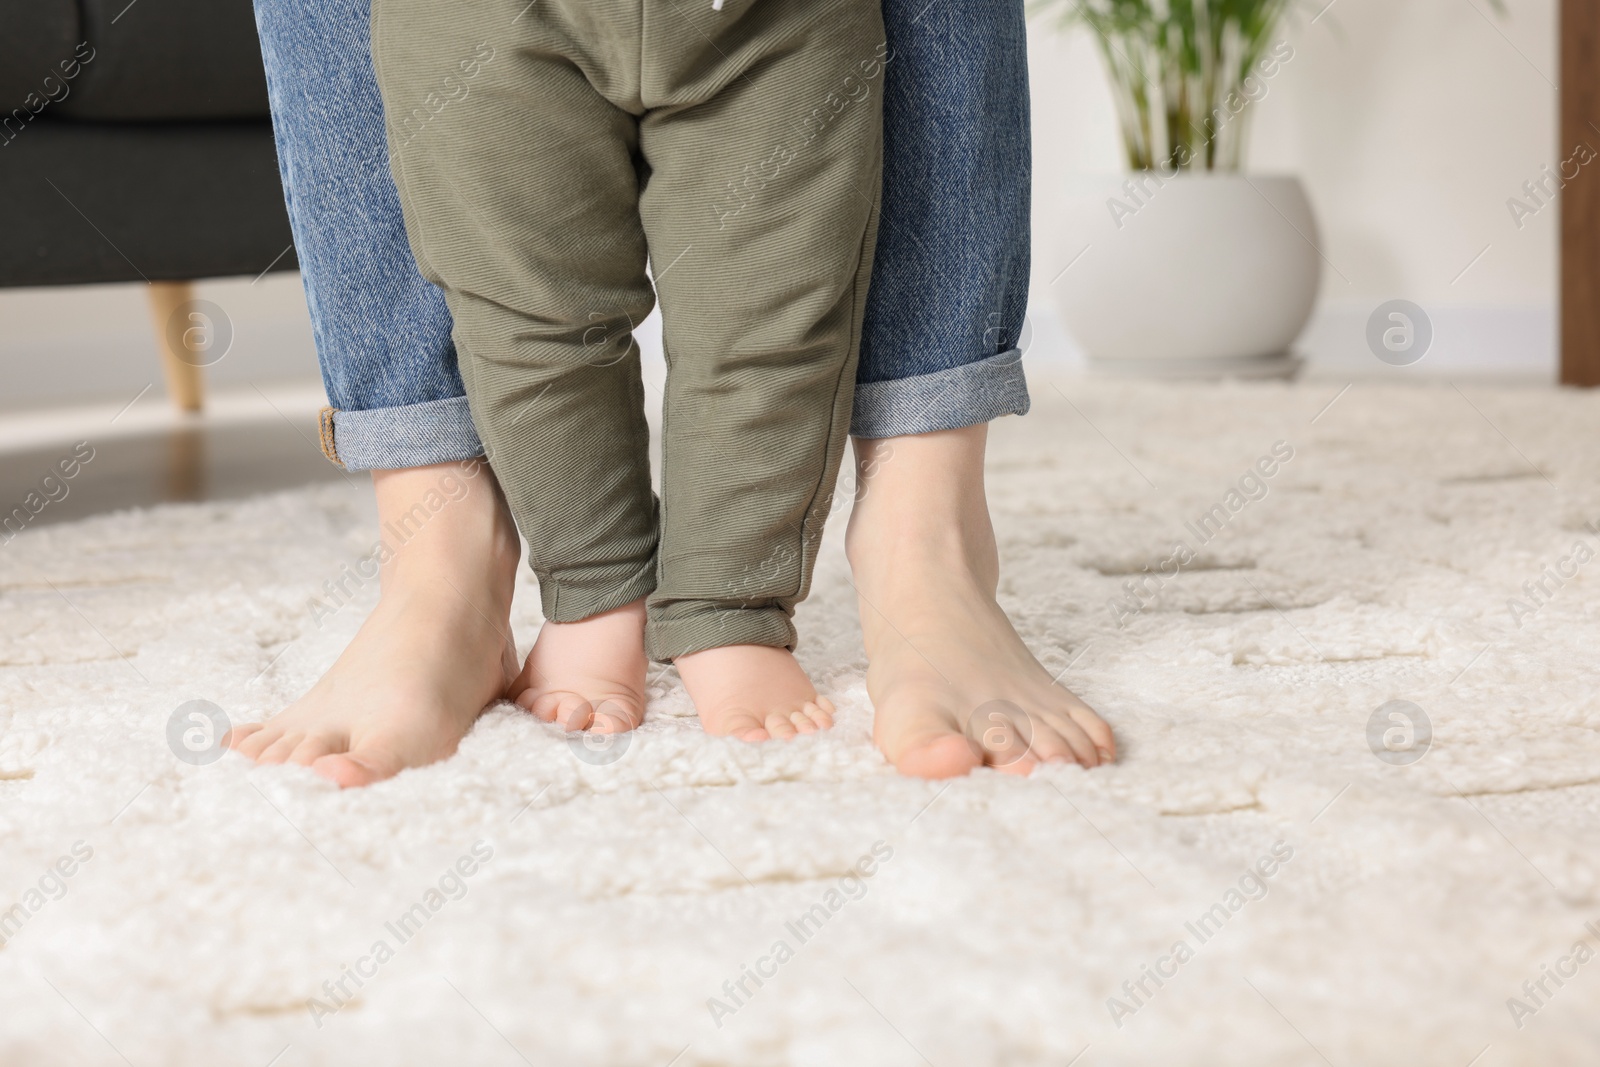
[0,274,318,413]
[1027,0,1559,375]
[0,0,1562,409]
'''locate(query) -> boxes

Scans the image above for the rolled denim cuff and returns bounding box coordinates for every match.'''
[319,395,484,471]
[849,349,1031,439]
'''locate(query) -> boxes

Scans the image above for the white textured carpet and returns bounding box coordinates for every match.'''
[3,377,1599,1067]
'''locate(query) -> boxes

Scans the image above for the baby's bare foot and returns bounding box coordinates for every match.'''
[847,427,1116,779]
[511,597,648,733]
[227,461,521,787]
[674,644,834,742]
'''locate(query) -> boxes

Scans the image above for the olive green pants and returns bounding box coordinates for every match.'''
[372,0,883,660]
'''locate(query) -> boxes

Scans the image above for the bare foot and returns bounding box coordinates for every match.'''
[847,425,1116,779]
[511,597,648,733]
[674,644,834,742]
[227,460,521,787]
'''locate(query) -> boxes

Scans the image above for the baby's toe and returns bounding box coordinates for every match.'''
[590,698,643,734]
[718,711,769,742]
[553,695,595,731]
[517,691,560,723]
[802,700,834,731]
[522,691,594,730]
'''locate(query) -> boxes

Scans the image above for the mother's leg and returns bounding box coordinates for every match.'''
[226,0,521,786]
[846,0,1116,777]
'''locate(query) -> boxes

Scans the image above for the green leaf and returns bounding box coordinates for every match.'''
[1029,0,1510,171]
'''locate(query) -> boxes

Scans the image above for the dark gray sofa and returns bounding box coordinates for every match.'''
[0,0,298,407]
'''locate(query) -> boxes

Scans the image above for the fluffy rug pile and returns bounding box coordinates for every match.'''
[2,376,1598,1067]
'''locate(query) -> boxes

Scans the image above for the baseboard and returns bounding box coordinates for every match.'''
[1025,298,1556,382]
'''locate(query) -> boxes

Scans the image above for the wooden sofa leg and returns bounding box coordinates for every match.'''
[147,281,204,412]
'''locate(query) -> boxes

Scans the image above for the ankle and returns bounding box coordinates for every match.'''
[542,595,647,632]
[845,425,1001,592]
[369,460,521,613]
[846,500,999,595]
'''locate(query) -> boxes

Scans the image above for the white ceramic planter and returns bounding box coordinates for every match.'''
[1049,173,1321,377]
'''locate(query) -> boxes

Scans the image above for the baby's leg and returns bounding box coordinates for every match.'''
[371,0,660,731]
[636,0,885,739]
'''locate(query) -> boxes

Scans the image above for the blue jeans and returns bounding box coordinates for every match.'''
[255,0,1031,470]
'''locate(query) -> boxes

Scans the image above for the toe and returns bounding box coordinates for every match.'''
[289,734,342,767]
[803,700,834,731]
[1076,715,1116,763]
[590,699,643,734]
[523,691,597,729]
[1024,720,1084,767]
[224,723,264,751]
[236,725,282,760]
[789,709,818,735]
[1071,714,1115,763]
[764,712,799,741]
[312,749,402,789]
[518,691,561,723]
[1056,691,1116,762]
[968,705,1034,772]
[895,733,984,779]
[257,732,305,765]
[995,751,1039,776]
[554,696,595,732]
[1034,712,1100,767]
[712,712,769,742]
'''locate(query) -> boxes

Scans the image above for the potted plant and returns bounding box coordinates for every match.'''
[1033,0,1321,376]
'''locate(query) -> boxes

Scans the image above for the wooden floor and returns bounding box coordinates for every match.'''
[0,416,349,531]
